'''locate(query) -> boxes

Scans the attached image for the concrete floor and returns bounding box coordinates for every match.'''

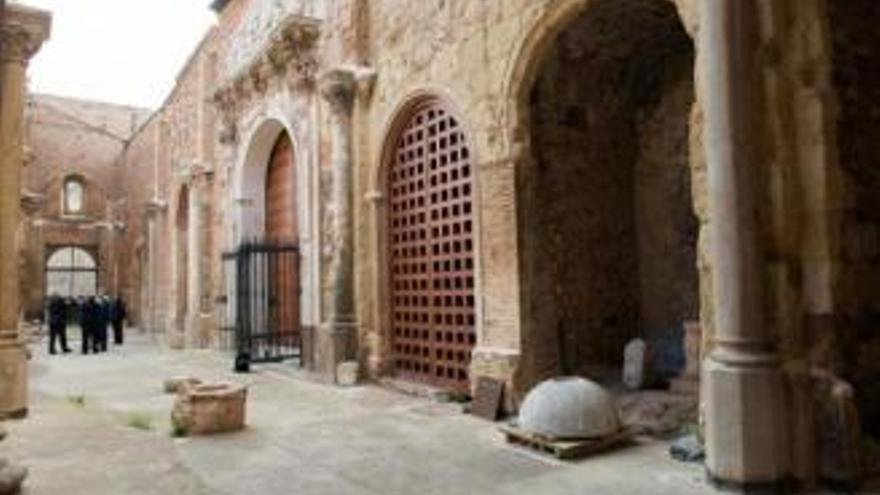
[1,331,720,495]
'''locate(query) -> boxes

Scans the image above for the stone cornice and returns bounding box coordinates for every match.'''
[212,14,321,141]
[1,4,51,64]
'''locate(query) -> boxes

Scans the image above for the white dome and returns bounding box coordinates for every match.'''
[518,377,621,439]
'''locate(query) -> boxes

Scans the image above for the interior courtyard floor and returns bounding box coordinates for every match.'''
[0,330,834,495]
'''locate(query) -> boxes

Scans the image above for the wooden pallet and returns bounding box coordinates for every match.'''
[499,424,631,460]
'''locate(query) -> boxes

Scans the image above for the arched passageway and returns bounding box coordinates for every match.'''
[385,99,477,393]
[518,0,698,387]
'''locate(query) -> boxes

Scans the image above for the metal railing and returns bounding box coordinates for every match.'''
[220,239,303,371]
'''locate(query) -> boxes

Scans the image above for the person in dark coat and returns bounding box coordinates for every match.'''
[94,296,110,353]
[80,296,95,355]
[110,296,127,345]
[46,295,71,355]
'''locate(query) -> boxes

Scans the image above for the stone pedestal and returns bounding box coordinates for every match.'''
[0,340,27,419]
[704,354,788,483]
[313,323,356,383]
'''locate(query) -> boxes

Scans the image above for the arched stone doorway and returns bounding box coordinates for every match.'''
[383,97,478,393]
[228,118,312,357]
[516,0,698,387]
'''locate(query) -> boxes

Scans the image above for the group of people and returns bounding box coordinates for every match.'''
[45,294,127,355]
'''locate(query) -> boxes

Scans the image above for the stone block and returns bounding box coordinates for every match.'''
[623,339,648,390]
[812,370,863,487]
[0,458,26,495]
[163,376,202,394]
[336,361,359,386]
[171,382,247,435]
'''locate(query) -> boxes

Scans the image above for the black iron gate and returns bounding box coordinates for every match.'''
[221,239,302,370]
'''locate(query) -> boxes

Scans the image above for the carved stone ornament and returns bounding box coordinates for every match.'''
[1,4,51,64]
[212,14,320,121]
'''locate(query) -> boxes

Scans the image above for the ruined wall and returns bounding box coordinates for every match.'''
[634,57,698,337]
[826,0,880,437]
[522,32,641,381]
[21,94,149,319]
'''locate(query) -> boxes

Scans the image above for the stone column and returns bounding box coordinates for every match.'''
[0,4,50,419]
[316,68,356,382]
[700,0,789,486]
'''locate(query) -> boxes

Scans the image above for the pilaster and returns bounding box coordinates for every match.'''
[314,68,358,382]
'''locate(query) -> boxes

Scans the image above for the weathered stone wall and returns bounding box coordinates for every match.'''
[826,0,880,438]
[118,116,160,327]
[634,59,699,337]
[21,94,149,319]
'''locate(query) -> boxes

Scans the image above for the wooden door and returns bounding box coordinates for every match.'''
[388,103,477,392]
[264,134,299,335]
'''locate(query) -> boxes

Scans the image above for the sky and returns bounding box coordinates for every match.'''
[21,0,217,109]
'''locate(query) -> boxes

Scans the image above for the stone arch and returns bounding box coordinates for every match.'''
[503,0,696,148]
[509,0,700,392]
[45,245,99,298]
[373,92,484,392]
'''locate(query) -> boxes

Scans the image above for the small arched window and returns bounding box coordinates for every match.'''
[63,176,85,214]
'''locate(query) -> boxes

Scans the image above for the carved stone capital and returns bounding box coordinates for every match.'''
[144,199,168,218]
[1,5,51,64]
[319,69,356,115]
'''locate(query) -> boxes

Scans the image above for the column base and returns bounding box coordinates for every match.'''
[311,322,357,384]
[707,471,796,494]
[704,353,789,485]
[469,347,520,412]
[0,339,28,419]
[185,312,214,349]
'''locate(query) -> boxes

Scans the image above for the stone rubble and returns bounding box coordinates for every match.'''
[0,424,27,495]
[171,382,247,435]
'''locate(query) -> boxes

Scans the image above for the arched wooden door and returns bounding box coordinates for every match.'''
[387,102,477,393]
[264,133,299,335]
